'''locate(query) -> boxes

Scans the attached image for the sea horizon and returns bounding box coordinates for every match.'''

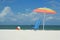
[0,25,60,30]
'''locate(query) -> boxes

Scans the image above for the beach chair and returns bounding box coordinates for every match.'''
[33,19,40,30]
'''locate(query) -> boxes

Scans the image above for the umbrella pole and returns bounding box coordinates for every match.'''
[43,13,46,30]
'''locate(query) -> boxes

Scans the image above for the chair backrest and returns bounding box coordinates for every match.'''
[33,19,40,29]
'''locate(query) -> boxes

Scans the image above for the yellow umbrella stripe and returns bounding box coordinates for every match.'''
[38,8,55,11]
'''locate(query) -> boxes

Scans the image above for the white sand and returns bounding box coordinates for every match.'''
[0,30,60,40]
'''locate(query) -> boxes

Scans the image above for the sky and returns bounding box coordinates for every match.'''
[0,0,60,25]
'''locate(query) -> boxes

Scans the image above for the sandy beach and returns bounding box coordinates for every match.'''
[0,30,60,40]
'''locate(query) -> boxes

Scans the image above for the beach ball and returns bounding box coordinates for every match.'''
[16,26,21,30]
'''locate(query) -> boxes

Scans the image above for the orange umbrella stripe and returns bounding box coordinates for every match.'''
[33,8,56,14]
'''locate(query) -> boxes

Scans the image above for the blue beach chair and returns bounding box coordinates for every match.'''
[33,19,41,30]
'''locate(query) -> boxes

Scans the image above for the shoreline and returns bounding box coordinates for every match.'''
[0,29,60,31]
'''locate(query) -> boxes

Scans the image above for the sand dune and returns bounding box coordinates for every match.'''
[0,30,60,40]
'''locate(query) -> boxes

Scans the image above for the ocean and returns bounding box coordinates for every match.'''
[0,25,60,30]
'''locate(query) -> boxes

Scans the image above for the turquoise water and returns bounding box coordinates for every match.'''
[0,25,60,30]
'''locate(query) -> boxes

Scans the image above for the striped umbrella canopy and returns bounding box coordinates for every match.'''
[33,8,56,14]
[33,8,56,30]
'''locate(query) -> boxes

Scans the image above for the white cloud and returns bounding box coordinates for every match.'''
[0,6,58,25]
[0,6,12,17]
[46,16,54,21]
[55,16,60,20]
[0,6,42,24]
[16,12,42,23]
[46,16,60,22]
[9,18,17,21]
[0,6,15,22]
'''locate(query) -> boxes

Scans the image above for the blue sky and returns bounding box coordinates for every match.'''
[0,0,60,25]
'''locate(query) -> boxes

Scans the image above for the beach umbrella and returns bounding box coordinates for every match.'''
[33,8,56,30]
